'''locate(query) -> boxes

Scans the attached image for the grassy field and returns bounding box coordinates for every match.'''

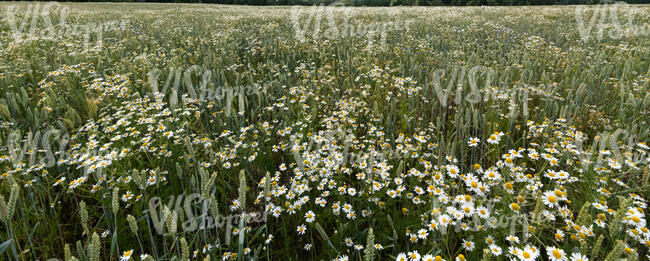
[0,2,649,260]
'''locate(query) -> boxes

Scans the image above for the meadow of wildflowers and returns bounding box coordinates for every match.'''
[0,2,649,261]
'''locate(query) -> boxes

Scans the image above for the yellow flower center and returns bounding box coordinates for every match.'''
[511,203,520,211]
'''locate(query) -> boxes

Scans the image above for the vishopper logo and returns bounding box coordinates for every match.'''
[430,196,547,243]
[574,128,650,171]
[575,2,649,43]
[2,128,119,178]
[3,2,129,51]
[425,65,559,118]
[4,128,72,170]
[287,66,562,171]
[290,2,412,50]
[145,193,267,245]
[148,65,273,116]
[287,129,414,172]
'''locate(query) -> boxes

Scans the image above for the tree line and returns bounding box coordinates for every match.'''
[11,0,650,6]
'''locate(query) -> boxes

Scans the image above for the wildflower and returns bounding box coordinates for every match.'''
[335,255,349,261]
[146,176,157,186]
[121,191,133,202]
[230,199,240,211]
[546,246,567,261]
[520,245,540,261]
[569,252,588,261]
[462,239,475,251]
[510,203,520,213]
[468,137,480,147]
[407,251,421,261]
[297,224,306,235]
[487,132,503,144]
[305,210,315,223]
[120,249,134,261]
[417,229,428,239]
[484,235,494,245]
[489,244,502,256]
[53,177,66,186]
[506,235,520,244]
[624,209,646,227]
[543,191,561,208]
